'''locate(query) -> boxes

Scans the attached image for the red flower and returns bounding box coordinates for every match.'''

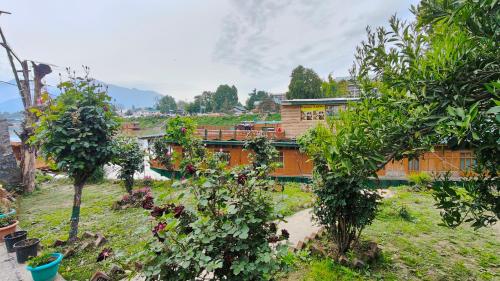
[181,127,187,134]
[267,236,279,243]
[237,173,247,185]
[280,229,290,240]
[268,222,277,233]
[150,206,166,218]
[173,205,185,218]
[185,164,196,175]
[141,193,154,210]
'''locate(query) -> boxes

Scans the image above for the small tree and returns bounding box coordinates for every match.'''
[297,93,414,255]
[113,136,144,194]
[36,75,118,242]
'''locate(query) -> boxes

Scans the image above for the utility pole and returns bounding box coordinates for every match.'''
[0,10,52,193]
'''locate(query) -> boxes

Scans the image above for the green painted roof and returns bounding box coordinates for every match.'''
[281,98,359,105]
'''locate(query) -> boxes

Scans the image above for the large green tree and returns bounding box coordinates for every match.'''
[246,89,269,110]
[36,76,119,242]
[214,84,239,112]
[156,95,177,114]
[286,65,323,99]
[350,0,499,228]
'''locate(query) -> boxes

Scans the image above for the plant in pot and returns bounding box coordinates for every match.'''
[0,216,19,242]
[0,201,16,219]
[27,252,64,281]
[13,238,40,263]
[4,230,28,253]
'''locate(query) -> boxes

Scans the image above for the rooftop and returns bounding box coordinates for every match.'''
[281,97,360,106]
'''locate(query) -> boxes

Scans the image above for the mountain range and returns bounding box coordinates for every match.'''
[0,80,163,113]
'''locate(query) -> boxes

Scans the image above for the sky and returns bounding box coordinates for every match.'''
[0,0,419,102]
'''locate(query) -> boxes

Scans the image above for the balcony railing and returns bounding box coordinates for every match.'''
[195,129,286,141]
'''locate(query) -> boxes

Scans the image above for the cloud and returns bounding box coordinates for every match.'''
[213,0,416,82]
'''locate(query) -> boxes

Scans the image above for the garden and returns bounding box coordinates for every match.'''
[1,1,498,280]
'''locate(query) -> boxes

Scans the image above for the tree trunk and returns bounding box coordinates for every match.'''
[20,144,36,193]
[68,181,84,243]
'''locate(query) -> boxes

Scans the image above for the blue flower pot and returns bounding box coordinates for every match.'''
[0,209,16,219]
[26,253,63,281]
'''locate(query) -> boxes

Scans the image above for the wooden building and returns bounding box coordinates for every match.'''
[147,98,476,183]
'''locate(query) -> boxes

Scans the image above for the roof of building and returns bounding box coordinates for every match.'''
[281,97,360,105]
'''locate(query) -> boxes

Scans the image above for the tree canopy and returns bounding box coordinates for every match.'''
[349,0,499,228]
[214,84,239,112]
[286,65,323,99]
[246,89,269,110]
[156,95,177,114]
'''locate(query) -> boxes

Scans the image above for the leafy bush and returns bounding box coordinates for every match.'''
[299,110,384,256]
[112,136,144,193]
[139,121,288,280]
[112,187,152,210]
[408,172,432,190]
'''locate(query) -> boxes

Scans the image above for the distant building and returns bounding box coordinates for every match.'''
[269,93,286,105]
[232,105,247,115]
[335,76,361,97]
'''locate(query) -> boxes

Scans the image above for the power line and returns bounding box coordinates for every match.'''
[0,80,17,86]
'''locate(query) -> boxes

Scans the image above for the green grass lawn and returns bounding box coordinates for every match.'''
[17,179,311,281]
[124,113,281,129]
[283,187,499,281]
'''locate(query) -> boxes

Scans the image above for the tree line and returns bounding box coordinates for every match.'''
[155,67,353,114]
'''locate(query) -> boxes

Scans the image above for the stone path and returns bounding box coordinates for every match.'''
[0,242,64,281]
[278,208,321,249]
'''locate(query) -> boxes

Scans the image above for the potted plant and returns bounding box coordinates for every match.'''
[27,253,64,281]
[0,216,19,242]
[4,230,27,253]
[0,203,16,219]
[13,238,40,263]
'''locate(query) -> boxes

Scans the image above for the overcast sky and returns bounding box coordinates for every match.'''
[0,0,418,102]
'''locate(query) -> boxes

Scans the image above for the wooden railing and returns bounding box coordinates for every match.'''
[195,129,286,141]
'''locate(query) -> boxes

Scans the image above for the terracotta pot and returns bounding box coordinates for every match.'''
[0,220,19,242]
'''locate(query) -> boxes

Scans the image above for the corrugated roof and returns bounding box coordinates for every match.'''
[281,98,360,105]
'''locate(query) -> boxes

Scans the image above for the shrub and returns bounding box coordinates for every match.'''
[139,122,288,280]
[408,172,432,190]
[299,116,382,256]
[112,136,144,193]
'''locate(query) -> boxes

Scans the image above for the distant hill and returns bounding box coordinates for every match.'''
[0,80,163,113]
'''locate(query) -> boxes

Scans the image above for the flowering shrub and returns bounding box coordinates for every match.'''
[112,187,152,210]
[139,124,289,280]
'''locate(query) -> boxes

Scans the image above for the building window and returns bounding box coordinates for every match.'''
[408,158,419,172]
[460,152,476,171]
[215,150,231,164]
[274,151,284,168]
[300,105,326,120]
